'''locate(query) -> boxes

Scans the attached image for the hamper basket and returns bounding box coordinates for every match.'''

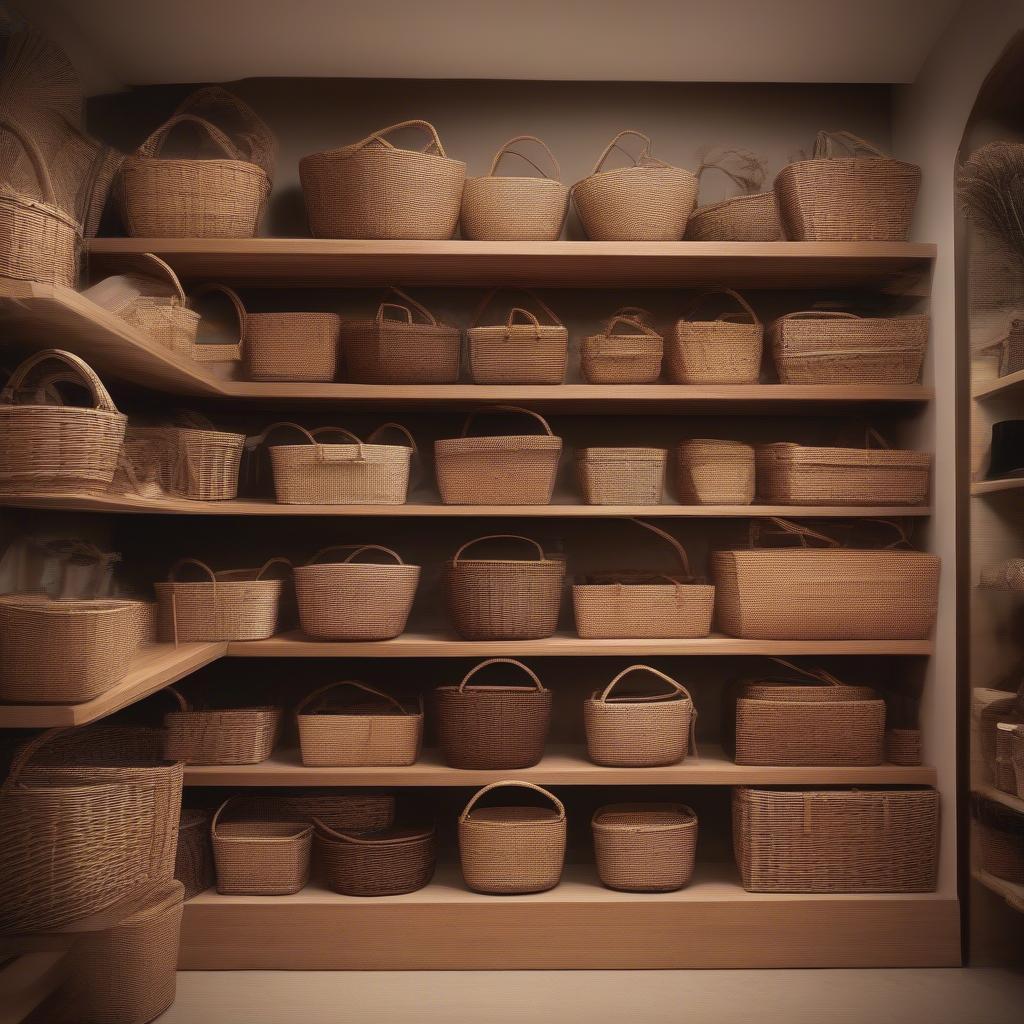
[575,447,667,504]
[972,795,1024,883]
[675,439,755,505]
[163,685,281,765]
[174,808,214,899]
[580,313,664,384]
[111,253,201,358]
[592,803,698,892]
[666,288,763,384]
[685,149,782,242]
[315,820,436,896]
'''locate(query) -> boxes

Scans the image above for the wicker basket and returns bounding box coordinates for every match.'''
[252,793,396,832]
[685,149,782,242]
[114,253,201,357]
[573,130,697,240]
[584,664,697,767]
[435,658,552,770]
[998,723,1021,795]
[341,288,461,384]
[315,820,436,896]
[975,812,1024,885]
[592,803,698,892]
[435,405,563,505]
[0,114,81,287]
[575,447,667,505]
[175,808,215,899]
[467,289,568,384]
[666,288,763,384]
[573,519,715,639]
[774,131,920,241]
[771,311,929,385]
[733,786,939,892]
[294,544,420,640]
[885,728,924,766]
[163,686,281,765]
[0,349,126,495]
[296,680,423,767]
[458,781,567,894]
[446,534,565,640]
[675,439,755,505]
[580,314,665,384]
[120,114,270,237]
[301,119,465,239]
[461,135,568,241]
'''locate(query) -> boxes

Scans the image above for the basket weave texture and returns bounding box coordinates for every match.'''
[163,685,281,765]
[581,313,664,384]
[113,253,201,358]
[593,803,698,892]
[315,820,436,896]
[885,728,924,766]
[576,447,667,505]
[175,808,215,898]
[675,439,755,505]
[973,798,1024,883]
[666,288,763,384]
[467,289,568,384]
[685,149,782,241]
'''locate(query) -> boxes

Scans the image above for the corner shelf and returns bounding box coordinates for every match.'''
[973,784,1024,816]
[972,367,1024,400]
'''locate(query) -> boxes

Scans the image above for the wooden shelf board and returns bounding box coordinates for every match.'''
[971,477,1024,495]
[973,784,1024,816]
[0,952,68,1024]
[973,366,1024,400]
[972,869,1024,914]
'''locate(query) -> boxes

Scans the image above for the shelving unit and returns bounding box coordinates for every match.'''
[972,870,1024,915]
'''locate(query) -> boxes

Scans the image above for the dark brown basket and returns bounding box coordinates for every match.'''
[315,820,436,896]
[175,808,215,899]
[972,796,1024,883]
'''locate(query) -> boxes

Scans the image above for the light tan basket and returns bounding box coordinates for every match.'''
[300,119,465,239]
[666,288,763,384]
[686,150,782,242]
[575,446,667,505]
[458,781,566,894]
[581,313,665,384]
[113,253,201,357]
[675,439,755,505]
[163,685,281,765]
[467,289,568,384]
[592,803,698,892]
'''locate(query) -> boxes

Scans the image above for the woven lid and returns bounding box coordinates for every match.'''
[593,802,696,831]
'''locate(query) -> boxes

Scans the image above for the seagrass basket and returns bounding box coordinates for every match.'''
[576,447,667,504]
[593,803,698,892]
[315,820,436,896]
[675,439,755,505]
[685,148,781,241]
[467,289,568,384]
[885,728,924,766]
[163,685,281,765]
[666,288,763,384]
[580,313,664,384]
[175,808,215,899]
[114,253,201,356]
[973,798,1024,884]
[998,723,1022,795]
[254,793,395,832]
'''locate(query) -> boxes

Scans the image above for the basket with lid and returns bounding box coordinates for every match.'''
[675,439,755,505]
[581,311,664,384]
[592,803,699,892]
[666,288,763,384]
[576,447,667,505]
[315,819,436,896]
[685,148,782,242]
[163,684,281,765]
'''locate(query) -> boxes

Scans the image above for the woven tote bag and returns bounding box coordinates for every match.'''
[163,685,281,765]
[580,313,665,384]
[675,439,755,505]
[666,288,764,384]
[592,803,699,892]
[575,447,667,504]
[111,253,201,357]
[685,148,782,242]
[315,820,436,897]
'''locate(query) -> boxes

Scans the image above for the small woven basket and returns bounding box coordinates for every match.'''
[974,803,1024,884]
[592,803,698,892]
[675,439,755,505]
[113,253,201,357]
[885,728,924,766]
[175,808,215,899]
[467,289,568,384]
[315,820,436,896]
[576,446,667,504]
[458,781,567,894]
[666,288,763,384]
[580,312,665,384]
[685,148,782,241]
[163,685,281,765]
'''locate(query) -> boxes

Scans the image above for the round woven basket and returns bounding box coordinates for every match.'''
[163,685,281,765]
[685,151,781,241]
[175,808,215,899]
[435,658,552,770]
[458,781,567,894]
[115,253,201,356]
[675,439,755,504]
[593,803,699,892]
[575,447,667,505]
[581,313,664,384]
[666,288,763,384]
[461,135,568,241]
[315,820,436,896]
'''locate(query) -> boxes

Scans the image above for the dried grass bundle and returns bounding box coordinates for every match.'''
[958,142,1024,264]
[694,145,767,197]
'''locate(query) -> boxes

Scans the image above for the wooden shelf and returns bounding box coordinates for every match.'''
[972,869,1024,914]
[971,477,1024,495]
[973,366,1024,400]
[973,784,1024,816]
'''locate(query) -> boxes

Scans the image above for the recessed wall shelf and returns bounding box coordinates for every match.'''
[971,478,1024,496]
[973,784,1024,817]
[972,869,1024,915]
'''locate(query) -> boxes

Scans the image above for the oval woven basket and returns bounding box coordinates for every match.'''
[175,808,215,899]
[580,313,664,384]
[675,438,755,505]
[113,253,201,357]
[575,446,667,505]
[685,150,782,242]
[666,288,764,384]
[163,685,281,765]
[315,820,437,896]
[592,802,699,892]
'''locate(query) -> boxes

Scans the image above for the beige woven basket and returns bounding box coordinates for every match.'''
[467,289,568,384]
[175,808,214,899]
[435,405,563,505]
[301,119,465,239]
[120,113,270,237]
[573,130,697,240]
[675,439,755,505]
[294,544,420,640]
[666,288,763,384]
[592,803,698,892]
[315,820,437,897]
[575,447,667,505]
[774,131,921,241]
[114,253,201,357]
[733,786,939,892]
[458,781,567,894]
[885,728,924,766]
[461,135,568,241]
[296,680,423,766]
[163,685,281,765]
[446,534,565,640]
[580,313,665,384]
[584,664,698,767]
[685,149,782,241]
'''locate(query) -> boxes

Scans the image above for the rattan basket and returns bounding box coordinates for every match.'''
[575,447,667,504]
[315,820,436,896]
[666,288,763,384]
[1012,728,1024,798]
[458,781,567,894]
[675,439,756,505]
[467,289,568,384]
[580,313,665,384]
[163,686,281,765]
[592,803,699,892]
[175,808,215,899]
[885,728,924,766]
[113,253,201,357]
[301,119,465,239]
[252,793,396,832]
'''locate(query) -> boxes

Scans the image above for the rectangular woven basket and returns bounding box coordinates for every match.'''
[575,447,667,504]
[467,289,568,384]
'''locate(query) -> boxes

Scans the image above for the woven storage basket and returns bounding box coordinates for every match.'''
[0,596,139,704]
[0,114,81,287]
[997,723,1021,795]
[573,130,697,240]
[675,439,755,505]
[666,288,763,384]
[771,310,929,385]
[885,728,924,766]
[774,131,920,241]
[972,795,1024,883]
[446,534,565,640]
[459,781,567,894]
[211,797,312,896]
[1013,729,1024,798]
[686,151,782,242]
[301,119,465,239]
[980,559,1024,590]
[733,786,939,892]
[575,447,667,504]
[592,803,698,892]
[342,287,460,384]
[585,664,697,767]
[0,349,126,495]
[163,686,281,765]
[435,405,562,505]
[294,544,420,640]
[573,519,714,639]
[972,691,1021,789]
[467,289,568,385]
[114,253,201,357]
[253,793,396,832]
[461,135,568,241]
[315,820,436,896]
[435,658,552,770]
[296,680,423,767]
[711,518,940,640]
[120,113,270,237]
[175,808,214,899]
[580,313,664,384]
[155,555,290,643]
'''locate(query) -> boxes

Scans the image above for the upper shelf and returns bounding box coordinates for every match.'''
[972,366,1024,401]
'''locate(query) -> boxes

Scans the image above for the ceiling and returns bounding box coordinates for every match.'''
[10,0,961,95]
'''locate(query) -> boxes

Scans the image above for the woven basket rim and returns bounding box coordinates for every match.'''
[1,404,125,425]
[691,190,774,218]
[0,186,83,232]
[593,802,696,832]
[436,435,562,452]
[580,163,694,184]
[0,597,137,618]
[124,153,268,177]
[304,145,466,171]
[757,442,930,467]
[779,155,919,174]
[466,174,567,188]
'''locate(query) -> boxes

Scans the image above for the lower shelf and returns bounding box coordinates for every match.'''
[973,869,1024,913]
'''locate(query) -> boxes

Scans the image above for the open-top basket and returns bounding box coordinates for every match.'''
[111,252,202,357]
[667,287,763,384]
[580,312,665,384]
[163,684,281,765]
[315,819,436,896]
[675,439,755,505]
[685,148,782,242]
[576,446,667,504]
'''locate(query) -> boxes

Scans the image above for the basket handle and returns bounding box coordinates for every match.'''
[167,557,218,583]
[313,817,431,845]
[1,728,67,795]
[189,282,247,339]
[604,315,660,339]
[0,115,59,205]
[295,679,409,716]
[458,657,544,692]
[254,556,292,580]
[590,129,655,174]
[694,147,766,198]
[776,310,860,322]
[163,684,191,711]
[749,517,842,549]
[366,421,417,453]
[599,664,691,703]
[452,534,545,563]
[469,288,563,330]
[136,253,187,303]
[460,405,555,438]
[1,349,119,413]
[136,113,244,160]
[459,780,564,823]
[627,518,692,578]
[682,287,760,326]
[488,135,561,181]
[305,544,405,566]
[868,518,916,550]
[244,421,318,456]
[768,658,845,688]
[813,130,888,159]
[362,120,446,157]
[864,427,891,450]
[376,287,439,327]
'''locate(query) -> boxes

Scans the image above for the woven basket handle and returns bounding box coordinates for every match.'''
[167,557,218,583]
[376,287,439,326]
[305,544,404,566]
[611,306,653,323]
[163,684,191,711]
[364,120,446,157]
[599,664,691,703]
[254,556,292,580]
[137,113,244,160]
[366,421,417,453]
[453,534,545,563]
[244,421,318,457]
[306,426,369,464]
[769,657,844,687]
[627,518,692,578]
[295,679,408,716]
[869,518,916,550]
[0,114,59,205]
[458,657,544,692]
[590,129,654,174]
[1,349,119,413]
[683,287,760,326]
[469,288,563,330]
[488,135,561,181]
[814,130,888,160]
[864,427,891,450]
[777,310,860,322]
[136,253,188,303]
[750,517,842,549]
[342,544,405,565]
[189,283,247,338]
[460,405,555,438]
[459,780,565,823]
[694,147,766,198]
[605,315,659,339]
[1,727,67,794]
[313,818,431,845]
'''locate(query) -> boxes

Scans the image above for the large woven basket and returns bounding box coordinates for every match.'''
[446,533,565,640]
[120,114,270,237]
[573,130,697,240]
[461,135,568,241]
[774,131,920,241]
[435,405,563,505]
[315,820,436,896]
[973,796,1024,883]
[675,439,755,505]
[576,447,667,505]
[584,664,697,767]
[0,349,126,495]
[467,289,568,384]
[733,786,939,892]
[685,148,781,241]
[175,808,215,899]
[342,287,461,384]
[771,311,929,385]
[435,658,552,770]
[593,803,698,892]
[296,680,423,766]
[458,781,567,894]
[301,119,465,239]
[114,253,201,357]
[666,288,763,384]
[163,685,281,765]
[581,313,664,384]
[294,544,420,640]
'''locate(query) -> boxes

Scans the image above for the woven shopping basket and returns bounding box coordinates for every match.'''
[296,680,423,767]
[446,533,565,640]
[685,148,782,242]
[666,288,763,384]
[461,135,568,241]
[576,446,667,504]
[435,405,562,505]
[111,253,201,357]
[435,658,552,770]
[580,312,664,384]
[458,781,567,894]
[315,820,436,896]
[163,685,281,765]
[971,794,1024,883]
[592,803,699,892]
[300,119,465,239]
[675,439,755,505]
[573,130,697,240]
[175,808,215,899]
